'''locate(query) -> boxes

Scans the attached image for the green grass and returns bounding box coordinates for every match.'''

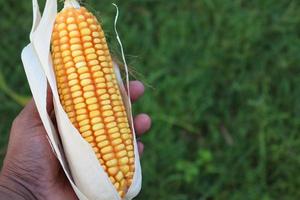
[1,0,300,199]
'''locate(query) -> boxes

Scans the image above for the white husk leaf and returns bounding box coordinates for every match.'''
[21,0,142,199]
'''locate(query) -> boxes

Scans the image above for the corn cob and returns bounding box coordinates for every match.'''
[51,5,134,198]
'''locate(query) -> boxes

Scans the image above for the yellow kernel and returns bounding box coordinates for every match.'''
[102,105,112,111]
[82,36,92,42]
[79,125,91,132]
[82,130,92,137]
[66,17,75,24]
[81,79,92,86]
[86,98,97,105]
[64,100,72,106]
[75,61,87,69]
[108,167,118,176]
[94,129,105,136]
[95,77,105,83]
[60,37,69,44]
[53,46,60,52]
[88,60,99,66]
[78,66,89,73]
[94,38,101,43]
[79,22,88,28]
[119,157,129,165]
[91,117,102,124]
[74,56,85,63]
[126,145,134,151]
[115,112,124,117]
[81,28,91,35]
[106,159,118,167]
[107,122,117,129]
[112,138,122,146]
[103,110,113,117]
[65,105,73,112]
[86,54,97,60]
[107,82,114,88]
[98,56,106,61]
[75,108,86,115]
[78,15,85,21]
[95,135,106,142]
[67,24,77,31]
[70,85,80,93]
[97,140,109,148]
[101,62,109,67]
[103,68,112,74]
[125,139,132,145]
[83,85,94,92]
[85,136,94,143]
[88,104,99,111]
[113,106,123,113]
[87,18,94,24]
[85,48,95,54]
[76,114,88,121]
[79,119,89,126]
[91,65,101,72]
[100,94,110,100]
[74,97,84,104]
[120,166,130,174]
[83,91,94,99]
[71,44,82,51]
[62,50,71,57]
[115,144,125,151]
[128,151,134,157]
[96,89,106,95]
[70,37,81,44]
[65,61,74,68]
[57,23,66,30]
[109,128,119,135]
[90,110,100,117]
[90,24,98,30]
[117,117,127,123]
[59,30,68,37]
[115,171,124,181]
[92,123,104,131]
[101,146,113,154]
[104,116,115,123]
[72,50,83,57]
[83,42,93,48]
[121,133,131,140]
[75,102,85,110]
[95,44,103,50]
[68,73,78,80]
[79,73,90,80]
[53,57,62,64]
[69,30,80,37]
[96,83,106,88]
[92,32,100,37]
[101,100,111,105]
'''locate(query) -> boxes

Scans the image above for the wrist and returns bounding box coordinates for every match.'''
[0,173,37,200]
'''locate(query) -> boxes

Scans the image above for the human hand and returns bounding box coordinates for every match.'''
[0,80,151,200]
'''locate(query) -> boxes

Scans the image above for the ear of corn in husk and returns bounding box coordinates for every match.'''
[21,0,142,199]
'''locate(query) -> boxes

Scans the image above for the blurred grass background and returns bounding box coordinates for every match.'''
[1,0,300,199]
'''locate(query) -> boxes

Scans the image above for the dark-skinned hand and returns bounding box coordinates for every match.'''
[0,80,151,200]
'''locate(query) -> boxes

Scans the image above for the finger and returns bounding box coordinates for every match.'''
[128,81,145,103]
[137,142,144,156]
[46,84,53,115]
[134,114,151,136]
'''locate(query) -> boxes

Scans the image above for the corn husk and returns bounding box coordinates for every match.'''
[21,0,142,199]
